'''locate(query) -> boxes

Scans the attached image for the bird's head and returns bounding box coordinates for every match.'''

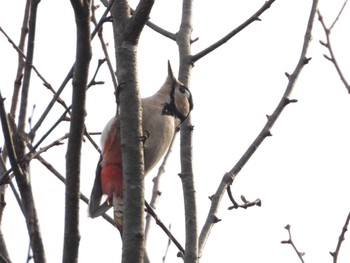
[161,61,193,123]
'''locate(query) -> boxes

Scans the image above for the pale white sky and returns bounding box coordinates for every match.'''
[1,0,350,262]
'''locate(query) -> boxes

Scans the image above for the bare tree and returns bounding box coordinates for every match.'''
[1,0,350,262]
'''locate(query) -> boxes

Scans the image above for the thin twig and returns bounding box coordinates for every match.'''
[9,0,31,119]
[191,0,276,62]
[318,7,350,93]
[281,225,305,263]
[30,134,68,159]
[31,106,71,152]
[0,147,11,262]
[226,186,261,210]
[329,0,348,31]
[29,0,115,137]
[0,106,71,186]
[162,224,172,263]
[0,26,66,110]
[0,154,24,216]
[87,58,106,89]
[28,145,116,228]
[330,211,350,263]
[9,181,24,215]
[91,3,118,91]
[0,89,46,262]
[144,201,185,255]
[144,128,179,241]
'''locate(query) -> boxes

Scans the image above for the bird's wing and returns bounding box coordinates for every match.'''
[88,155,112,218]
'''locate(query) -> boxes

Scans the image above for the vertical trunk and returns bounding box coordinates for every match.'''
[177,0,198,262]
[110,1,155,261]
[63,1,91,262]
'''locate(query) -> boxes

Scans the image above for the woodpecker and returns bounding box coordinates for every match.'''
[88,62,193,235]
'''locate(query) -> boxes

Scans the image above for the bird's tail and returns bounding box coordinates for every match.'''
[113,195,123,236]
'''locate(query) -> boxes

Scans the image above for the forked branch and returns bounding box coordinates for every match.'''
[281,225,305,263]
[317,1,350,93]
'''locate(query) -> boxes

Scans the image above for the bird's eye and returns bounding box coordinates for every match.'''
[179,86,187,94]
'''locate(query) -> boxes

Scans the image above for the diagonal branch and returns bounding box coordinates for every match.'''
[130,7,177,41]
[145,19,176,41]
[0,27,66,111]
[144,201,185,255]
[329,0,348,31]
[330,211,350,263]
[0,95,24,202]
[27,144,116,228]
[191,0,276,63]
[198,0,319,256]
[317,7,350,93]
[0,91,46,262]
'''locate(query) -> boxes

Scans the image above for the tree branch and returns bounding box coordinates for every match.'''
[191,0,276,63]
[177,1,198,262]
[91,3,118,91]
[317,6,350,93]
[0,91,46,262]
[9,0,31,119]
[144,128,179,241]
[0,157,11,262]
[63,0,92,262]
[4,0,47,261]
[129,6,176,41]
[144,201,185,255]
[330,211,350,263]
[29,0,114,138]
[145,19,176,41]
[281,225,305,263]
[17,0,40,133]
[329,0,348,31]
[198,0,319,256]
[0,1,30,252]
[126,0,155,43]
[27,144,116,228]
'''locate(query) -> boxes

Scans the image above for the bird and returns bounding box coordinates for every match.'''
[88,61,193,235]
